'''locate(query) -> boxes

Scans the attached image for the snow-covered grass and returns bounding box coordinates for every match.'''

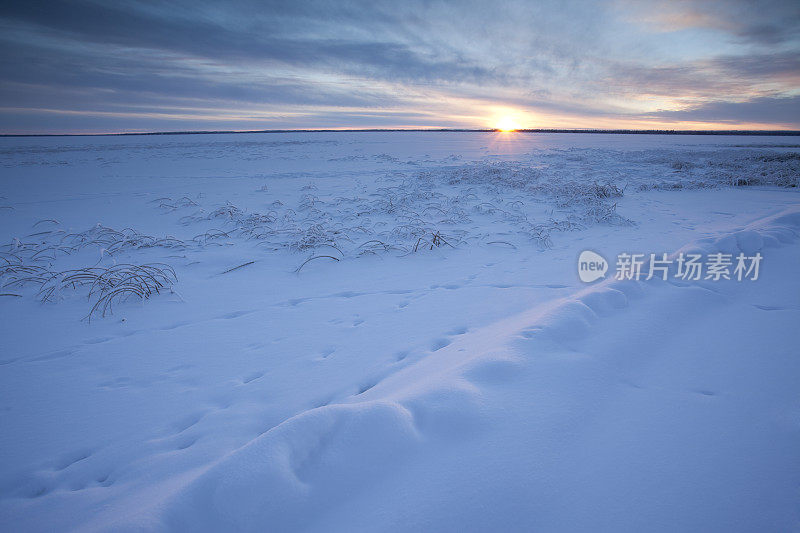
[0,132,798,532]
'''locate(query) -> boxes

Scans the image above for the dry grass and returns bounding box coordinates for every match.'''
[295,255,339,273]
[36,264,177,321]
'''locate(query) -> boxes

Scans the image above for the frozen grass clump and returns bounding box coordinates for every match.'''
[207,204,243,221]
[2,260,177,321]
[288,223,348,252]
[630,149,800,190]
[39,264,177,320]
[0,254,50,286]
[0,222,187,265]
[162,159,635,261]
[438,163,632,230]
[63,225,186,255]
[582,203,634,226]
[0,222,180,320]
[153,196,199,211]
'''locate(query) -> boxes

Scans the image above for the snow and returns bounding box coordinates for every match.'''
[0,132,798,531]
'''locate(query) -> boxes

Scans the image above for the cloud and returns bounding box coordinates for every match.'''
[0,0,798,132]
[621,0,800,46]
[604,51,800,100]
[646,95,800,127]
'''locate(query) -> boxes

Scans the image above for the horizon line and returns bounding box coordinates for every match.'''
[2,127,800,138]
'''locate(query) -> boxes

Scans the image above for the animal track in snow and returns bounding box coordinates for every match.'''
[175,436,198,450]
[172,411,206,434]
[242,371,264,384]
[430,338,451,351]
[54,449,92,471]
[753,304,795,311]
[319,347,336,359]
[218,310,255,320]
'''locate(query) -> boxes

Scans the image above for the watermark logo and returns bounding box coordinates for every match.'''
[578,250,763,282]
[614,252,762,281]
[578,250,608,283]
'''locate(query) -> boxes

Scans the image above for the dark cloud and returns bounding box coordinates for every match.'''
[646,96,800,127]
[0,1,504,85]
[604,51,800,99]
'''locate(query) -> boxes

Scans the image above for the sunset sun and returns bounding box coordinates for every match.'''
[495,116,522,132]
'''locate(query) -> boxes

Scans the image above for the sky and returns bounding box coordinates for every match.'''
[0,0,799,134]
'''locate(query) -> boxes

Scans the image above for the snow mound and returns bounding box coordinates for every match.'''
[162,206,800,531]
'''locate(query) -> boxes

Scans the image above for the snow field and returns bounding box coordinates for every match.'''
[0,132,798,531]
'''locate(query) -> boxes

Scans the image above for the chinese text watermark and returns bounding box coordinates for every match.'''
[579,251,762,283]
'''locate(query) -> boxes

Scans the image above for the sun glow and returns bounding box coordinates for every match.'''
[495,116,522,132]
